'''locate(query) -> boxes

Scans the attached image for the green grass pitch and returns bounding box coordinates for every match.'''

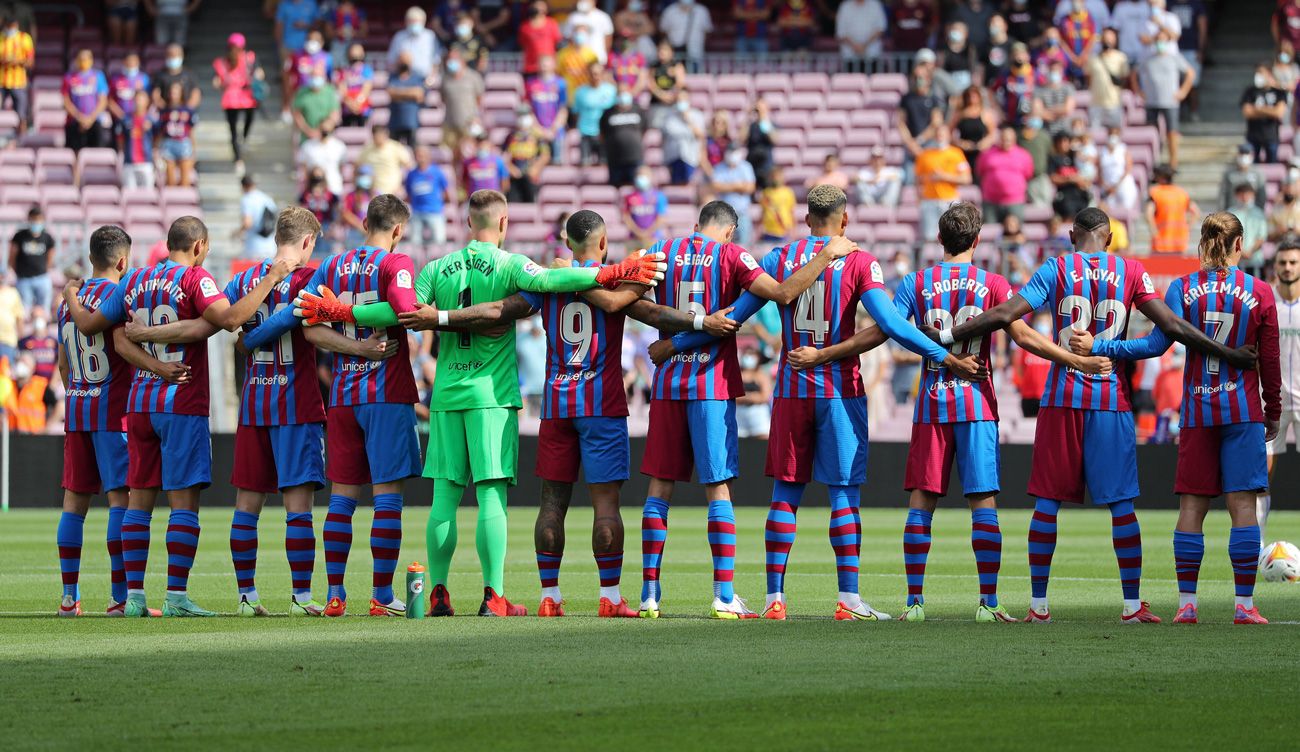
[1,506,1298,750]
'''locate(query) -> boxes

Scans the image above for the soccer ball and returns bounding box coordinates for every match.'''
[1259,541,1300,583]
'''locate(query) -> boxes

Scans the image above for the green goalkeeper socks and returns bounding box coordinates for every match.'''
[426,479,463,587]
[475,480,510,594]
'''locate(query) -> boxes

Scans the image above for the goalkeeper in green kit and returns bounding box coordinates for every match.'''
[295,190,667,616]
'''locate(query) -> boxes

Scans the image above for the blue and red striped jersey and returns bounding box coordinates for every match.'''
[226,263,326,426]
[1018,252,1160,411]
[57,278,128,432]
[305,245,418,407]
[98,260,226,416]
[896,263,1014,423]
[520,260,629,419]
[761,237,885,399]
[649,233,765,400]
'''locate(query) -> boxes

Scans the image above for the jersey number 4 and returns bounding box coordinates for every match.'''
[794,282,828,344]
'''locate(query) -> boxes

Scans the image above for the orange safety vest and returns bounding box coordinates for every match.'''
[1149,184,1190,254]
[8,375,48,433]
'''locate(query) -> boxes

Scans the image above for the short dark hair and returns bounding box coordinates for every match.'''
[806,184,848,222]
[697,200,738,230]
[1073,206,1110,232]
[364,193,412,232]
[938,201,982,255]
[467,189,508,229]
[1277,234,1300,255]
[565,210,605,246]
[166,215,208,251]
[27,204,41,220]
[88,225,131,270]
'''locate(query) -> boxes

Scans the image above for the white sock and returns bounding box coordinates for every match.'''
[1235,596,1254,610]
[1123,598,1142,614]
[540,586,561,601]
[241,589,260,603]
[599,585,620,602]
[1030,596,1049,613]
[127,588,146,598]
[838,591,862,609]
[765,592,784,609]
[1178,592,1197,608]
[166,590,186,599]
[293,591,313,605]
[1257,494,1271,541]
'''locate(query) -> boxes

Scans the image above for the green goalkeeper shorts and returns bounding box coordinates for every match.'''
[425,407,519,486]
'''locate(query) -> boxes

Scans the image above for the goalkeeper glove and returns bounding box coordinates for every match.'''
[594,250,667,290]
[294,286,355,326]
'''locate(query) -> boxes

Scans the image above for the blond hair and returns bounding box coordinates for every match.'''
[1198,212,1243,271]
[275,206,322,247]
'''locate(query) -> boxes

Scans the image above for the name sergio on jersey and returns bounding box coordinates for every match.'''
[439,256,496,278]
[675,253,715,267]
[123,277,186,307]
[921,277,990,301]
[1183,279,1260,310]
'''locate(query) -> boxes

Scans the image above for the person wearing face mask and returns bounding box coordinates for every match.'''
[1241,65,1288,165]
[504,108,551,203]
[1269,176,1300,240]
[386,55,424,148]
[1138,31,1195,168]
[9,205,54,313]
[1032,58,1075,138]
[340,165,376,249]
[324,1,369,72]
[622,166,669,249]
[658,0,715,71]
[294,30,333,97]
[990,42,1035,128]
[385,6,440,83]
[709,145,758,245]
[1138,0,1182,60]
[526,55,570,165]
[1057,0,1098,83]
[614,0,657,59]
[0,15,31,134]
[519,1,563,78]
[403,149,451,250]
[608,33,649,98]
[733,0,771,55]
[599,86,647,188]
[660,90,704,184]
[1274,0,1300,54]
[1051,0,1109,27]
[1110,0,1151,62]
[573,63,616,165]
[1097,127,1138,213]
[1145,163,1197,254]
[276,0,322,118]
[151,43,200,110]
[438,47,485,172]
[358,125,414,195]
[144,0,199,47]
[939,22,976,91]
[647,39,686,127]
[836,0,886,72]
[1085,28,1129,130]
[334,42,373,127]
[776,0,817,52]
[212,34,259,173]
[62,49,112,152]
[558,23,600,100]
[982,15,1011,81]
[734,347,772,441]
[1219,145,1268,211]
[565,0,615,64]
[159,80,197,186]
[1015,311,1056,418]
[745,97,776,188]
[888,0,937,53]
[1228,184,1269,267]
[296,121,345,195]
[1017,117,1053,206]
[299,169,339,245]
[449,12,489,72]
[289,55,341,144]
[915,129,972,241]
[460,136,510,198]
[1168,0,1207,118]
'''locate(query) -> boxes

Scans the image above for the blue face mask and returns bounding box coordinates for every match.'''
[29,223,43,235]
[166,57,182,71]
[357,175,373,190]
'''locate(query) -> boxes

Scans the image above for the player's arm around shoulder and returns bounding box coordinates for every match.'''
[746,236,854,305]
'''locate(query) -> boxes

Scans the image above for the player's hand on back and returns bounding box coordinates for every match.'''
[787,346,825,370]
[1068,328,1094,356]
[63,278,84,301]
[648,338,676,366]
[357,331,396,360]
[294,285,355,326]
[122,311,151,343]
[703,306,739,337]
[943,352,988,382]
[397,302,440,331]
[820,235,858,259]
[1226,344,1258,371]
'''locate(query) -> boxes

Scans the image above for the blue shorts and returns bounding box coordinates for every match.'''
[63,430,128,494]
[766,397,868,486]
[1176,422,1268,497]
[641,399,738,485]
[161,137,193,161]
[905,420,1000,497]
[1028,407,1139,505]
[233,422,327,493]
[327,403,421,486]
[536,415,630,485]
[127,412,212,491]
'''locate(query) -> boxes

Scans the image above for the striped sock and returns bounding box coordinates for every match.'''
[106,506,127,603]
[764,481,804,596]
[229,510,259,597]
[971,508,1002,608]
[370,493,403,604]
[1028,497,1060,600]
[595,551,622,600]
[1173,530,1204,603]
[165,509,200,593]
[121,509,152,593]
[323,494,357,602]
[537,550,562,599]
[1109,500,1142,602]
[707,499,737,603]
[829,485,861,596]
[1229,525,1261,607]
[902,508,932,607]
[56,511,85,601]
[640,496,668,602]
[285,512,316,601]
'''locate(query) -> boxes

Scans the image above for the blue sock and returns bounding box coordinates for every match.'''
[829,485,861,595]
[121,509,152,592]
[902,508,932,607]
[1173,530,1204,595]
[106,506,127,603]
[230,510,259,596]
[56,511,85,601]
[165,509,200,593]
[764,481,804,595]
[1229,525,1261,599]
[324,494,357,602]
[285,512,316,600]
[536,551,562,591]
[971,508,1002,608]
[370,493,403,604]
[1109,500,1142,601]
[1028,498,1060,599]
[707,499,737,603]
[641,496,669,602]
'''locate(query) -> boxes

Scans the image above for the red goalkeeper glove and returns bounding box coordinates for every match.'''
[294,285,355,326]
[594,250,667,290]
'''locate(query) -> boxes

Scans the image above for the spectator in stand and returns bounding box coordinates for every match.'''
[335,42,373,128]
[1035,26,1069,78]
[1005,0,1044,46]
[439,48,485,177]
[527,55,569,165]
[1146,163,1197,254]
[212,34,259,174]
[1139,0,1182,62]
[898,71,945,180]
[855,146,903,206]
[804,153,850,191]
[952,0,997,57]
[1086,28,1128,130]
[984,15,1012,82]
[915,129,972,240]
[565,0,614,64]
[1048,131,1090,221]
[1097,127,1139,213]
[1014,312,1054,417]
[387,6,439,83]
[975,126,1033,222]
[358,125,414,195]
[701,109,733,178]
[734,0,771,55]
[461,133,510,196]
[1274,42,1300,96]
[404,149,451,249]
[623,165,668,249]
[915,47,959,110]
[152,44,201,109]
[341,165,375,249]
[296,122,345,195]
[276,0,320,120]
[661,89,704,184]
[1275,0,1300,53]
[744,98,776,188]
[1242,65,1288,165]
[323,0,367,72]
[1229,183,1268,266]
[0,272,23,363]
[9,206,51,313]
[19,314,55,379]
[300,168,338,238]
[836,0,885,73]
[710,145,757,246]
[475,0,515,50]
[1110,0,1148,61]
[558,25,598,102]
[600,86,646,187]
[609,34,649,97]
[735,346,772,439]
[144,0,200,47]
[759,166,796,243]
[120,90,157,188]
[290,66,340,143]
[1018,115,1052,205]
[1169,0,1206,118]
[1219,144,1268,210]
[1057,0,1098,83]
[106,0,141,46]
[386,55,423,147]
[450,12,489,73]
[504,108,550,203]
[613,2,656,62]
[159,81,197,186]
[573,63,615,165]
[1033,58,1074,137]
[1269,172,1300,240]
[659,0,713,72]
[519,1,563,79]
[990,41,1035,128]
[1138,31,1194,168]
[0,15,32,133]
[648,39,686,127]
[63,50,111,152]
[776,0,817,53]
[292,29,333,99]
[951,85,995,170]
[109,52,149,129]
[939,22,977,91]
[889,0,937,53]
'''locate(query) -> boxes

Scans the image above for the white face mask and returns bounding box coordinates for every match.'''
[1049,70,1063,85]
[740,355,758,370]
[408,22,424,34]
[1108,135,1121,147]
[675,99,689,112]
[1238,155,1252,168]
[726,151,743,166]
[456,24,472,40]
[577,1,594,11]
[166,57,182,71]
[305,39,322,54]
[635,175,651,191]
[518,115,535,130]
[1255,74,1268,88]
